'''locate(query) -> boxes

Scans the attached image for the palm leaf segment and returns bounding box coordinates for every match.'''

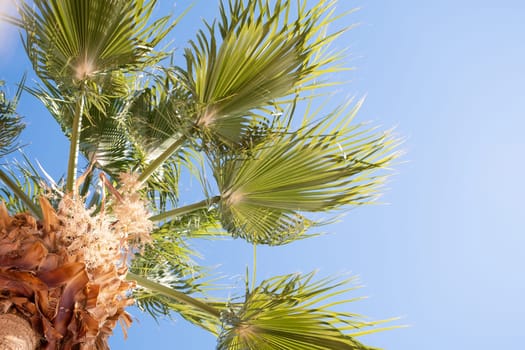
[218,272,382,350]
[0,79,25,157]
[182,0,345,147]
[214,101,399,245]
[16,0,172,88]
[126,74,194,163]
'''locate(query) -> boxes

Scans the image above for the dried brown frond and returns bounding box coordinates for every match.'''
[0,196,135,349]
[0,170,155,349]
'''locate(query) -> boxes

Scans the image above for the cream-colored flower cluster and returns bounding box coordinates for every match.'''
[58,195,117,269]
[112,173,154,248]
[56,172,153,270]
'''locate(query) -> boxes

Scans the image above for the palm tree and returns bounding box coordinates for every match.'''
[0,0,400,349]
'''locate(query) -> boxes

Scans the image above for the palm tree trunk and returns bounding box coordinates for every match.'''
[0,314,38,350]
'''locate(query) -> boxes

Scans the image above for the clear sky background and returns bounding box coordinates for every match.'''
[1,0,524,349]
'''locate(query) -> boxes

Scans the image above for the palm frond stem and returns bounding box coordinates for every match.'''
[149,196,220,223]
[137,133,188,186]
[126,272,221,319]
[0,168,42,219]
[251,244,257,291]
[65,92,85,194]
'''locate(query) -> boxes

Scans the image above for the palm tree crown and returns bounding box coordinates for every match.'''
[0,0,401,349]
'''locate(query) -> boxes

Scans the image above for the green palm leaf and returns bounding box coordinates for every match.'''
[79,98,133,174]
[12,0,174,88]
[218,272,389,350]
[0,78,25,157]
[214,100,399,244]
[131,247,218,333]
[0,153,63,218]
[129,269,227,336]
[27,73,193,205]
[126,73,194,163]
[181,0,348,147]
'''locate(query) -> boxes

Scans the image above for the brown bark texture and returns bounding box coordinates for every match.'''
[0,313,38,350]
[0,199,133,349]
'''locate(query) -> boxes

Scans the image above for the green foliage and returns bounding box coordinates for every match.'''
[218,272,389,350]
[0,154,59,218]
[214,100,399,244]
[0,79,25,157]
[0,0,402,348]
[131,207,226,333]
[126,72,196,161]
[180,0,347,147]
[12,0,174,90]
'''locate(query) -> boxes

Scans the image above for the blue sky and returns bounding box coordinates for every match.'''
[1,0,525,349]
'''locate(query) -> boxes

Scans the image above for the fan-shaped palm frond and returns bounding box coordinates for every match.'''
[12,0,174,89]
[0,78,25,157]
[213,100,399,244]
[218,272,390,350]
[127,74,195,162]
[26,81,137,187]
[126,72,198,189]
[181,0,348,147]
[79,99,133,174]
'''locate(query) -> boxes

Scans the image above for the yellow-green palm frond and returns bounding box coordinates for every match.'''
[0,162,43,217]
[181,0,349,147]
[0,78,25,157]
[218,272,390,350]
[126,73,195,163]
[214,100,400,245]
[12,0,175,88]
